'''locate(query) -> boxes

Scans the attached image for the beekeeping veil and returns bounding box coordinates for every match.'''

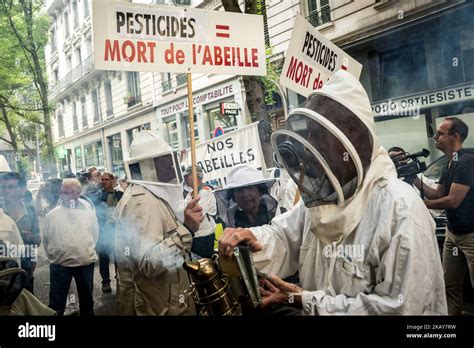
[123,131,184,219]
[271,70,396,244]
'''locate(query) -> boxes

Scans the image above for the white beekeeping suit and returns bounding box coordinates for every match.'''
[247,70,447,315]
[113,131,195,315]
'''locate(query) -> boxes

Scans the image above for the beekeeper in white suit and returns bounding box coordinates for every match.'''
[113,131,200,315]
[218,70,447,315]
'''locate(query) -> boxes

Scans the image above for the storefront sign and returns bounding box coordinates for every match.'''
[182,122,265,186]
[372,83,474,117]
[159,83,236,117]
[220,102,239,116]
[92,0,266,76]
[279,15,362,97]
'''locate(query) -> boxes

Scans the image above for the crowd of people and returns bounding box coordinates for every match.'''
[0,70,472,316]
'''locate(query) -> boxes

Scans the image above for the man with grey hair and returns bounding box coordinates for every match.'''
[43,178,99,315]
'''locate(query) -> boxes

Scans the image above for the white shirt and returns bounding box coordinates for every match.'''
[0,210,24,265]
[43,203,99,267]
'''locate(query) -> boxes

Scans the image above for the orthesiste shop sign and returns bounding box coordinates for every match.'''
[280,15,362,97]
[92,0,266,76]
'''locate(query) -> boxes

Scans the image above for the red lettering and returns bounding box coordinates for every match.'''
[223,46,231,66]
[122,40,135,62]
[286,56,298,80]
[137,41,147,62]
[176,49,185,64]
[202,45,213,65]
[244,48,251,67]
[104,39,121,61]
[148,42,155,63]
[214,46,223,65]
[252,48,258,67]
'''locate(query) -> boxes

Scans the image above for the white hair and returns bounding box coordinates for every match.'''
[62,178,82,193]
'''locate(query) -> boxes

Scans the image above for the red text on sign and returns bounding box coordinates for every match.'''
[104,39,156,63]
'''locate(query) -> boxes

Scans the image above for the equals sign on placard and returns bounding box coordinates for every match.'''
[216,25,230,38]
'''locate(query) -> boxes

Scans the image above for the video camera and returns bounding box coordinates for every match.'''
[391,149,430,184]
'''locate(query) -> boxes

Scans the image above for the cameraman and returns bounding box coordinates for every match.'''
[414,117,474,315]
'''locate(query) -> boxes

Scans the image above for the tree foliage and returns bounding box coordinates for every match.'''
[0,0,56,176]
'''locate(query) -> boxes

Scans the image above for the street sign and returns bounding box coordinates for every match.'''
[280,15,362,97]
[92,0,266,76]
[220,102,239,116]
[213,126,224,138]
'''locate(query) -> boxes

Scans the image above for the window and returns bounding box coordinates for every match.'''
[108,134,124,176]
[81,96,88,127]
[66,56,72,72]
[379,41,428,100]
[83,0,90,18]
[208,106,237,138]
[126,72,141,107]
[176,73,187,87]
[57,113,65,138]
[64,10,70,38]
[183,112,198,148]
[84,141,103,167]
[72,101,79,131]
[164,118,179,149]
[307,0,331,27]
[127,123,151,146]
[50,28,57,52]
[75,146,83,170]
[75,47,82,67]
[72,1,79,29]
[91,89,100,123]
[161,73,172,93]
[104,80,114,117]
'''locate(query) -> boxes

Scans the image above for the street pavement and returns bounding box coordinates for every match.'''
[33,229,118,316]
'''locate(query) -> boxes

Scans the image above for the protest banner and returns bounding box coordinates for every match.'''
[92,0,266,76]
[182,122,266,187]
[280,15,362,97]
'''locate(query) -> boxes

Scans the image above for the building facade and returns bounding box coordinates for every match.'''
[45,0,250,177]
[267,0,473,163]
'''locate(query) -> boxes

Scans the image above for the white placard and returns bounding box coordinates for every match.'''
[92,0,266,76]
[280,15,362,97]
[182,122,266,187]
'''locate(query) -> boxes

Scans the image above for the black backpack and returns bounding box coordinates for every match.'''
[0,258,28,307]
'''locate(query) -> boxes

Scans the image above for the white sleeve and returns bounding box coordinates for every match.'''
[301,196,446,315]
[250,201,306,279]
[199,189,217,216]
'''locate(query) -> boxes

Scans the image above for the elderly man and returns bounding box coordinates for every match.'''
[217,70,447,315]
[43,179,99,316]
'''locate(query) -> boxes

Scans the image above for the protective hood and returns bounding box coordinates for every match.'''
[272,70,396,244]
[124,131,184,219]
[124,131,183,187]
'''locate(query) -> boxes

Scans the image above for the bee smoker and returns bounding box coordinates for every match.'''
[183,257,241,316]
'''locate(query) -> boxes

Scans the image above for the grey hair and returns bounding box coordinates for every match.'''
[62,178,82,193]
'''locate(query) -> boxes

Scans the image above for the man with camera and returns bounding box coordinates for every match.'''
[414,117,474,315]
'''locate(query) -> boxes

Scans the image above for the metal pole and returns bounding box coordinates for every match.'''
[36,124,42,180]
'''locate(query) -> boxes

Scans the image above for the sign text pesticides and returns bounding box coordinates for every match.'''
[93,1,266,76]
[280,15,362,97]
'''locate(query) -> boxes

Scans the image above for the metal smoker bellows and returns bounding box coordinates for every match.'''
[183,258,240,316]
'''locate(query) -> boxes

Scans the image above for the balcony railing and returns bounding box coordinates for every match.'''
[49,53,95,99]
[306,5,331,28]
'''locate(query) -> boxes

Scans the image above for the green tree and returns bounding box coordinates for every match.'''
[221,0,280,166]
[0,0,56,176]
